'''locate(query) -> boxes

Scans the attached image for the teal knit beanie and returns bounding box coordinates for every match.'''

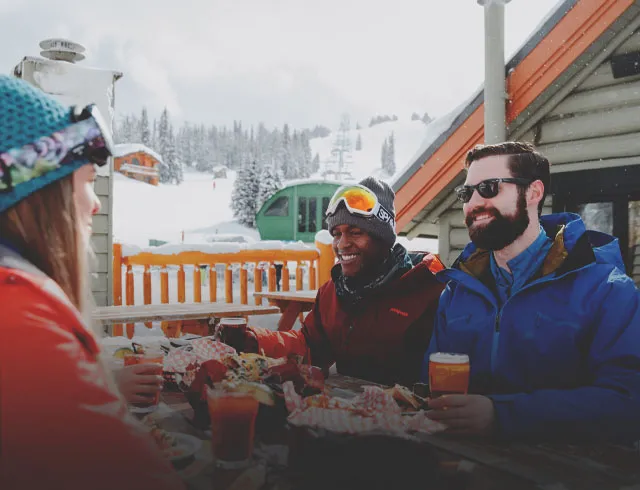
[0,75,93,213]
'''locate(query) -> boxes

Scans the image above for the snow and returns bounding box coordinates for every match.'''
[114,143,163,163]
[120,239,317,257]
[315,229,333,245]
[309,119,429,185]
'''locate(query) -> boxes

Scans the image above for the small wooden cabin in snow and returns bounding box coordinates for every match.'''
[114,144,162,186]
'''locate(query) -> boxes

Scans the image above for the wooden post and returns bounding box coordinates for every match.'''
[240,265,248,305]
[282,261,290,291]
[178,265,186,303]
[160,266,169,304]
[254,263,263,305]
[268,262,276,291]
[209,264,217,302]
[193,265,202,303]
[125,265,135,339]
[315,237,335,288]
[309,260,317,290]
[112,243,123,336]
[296,262,303,291]
[143,265,152,328]
[225,265,233,303]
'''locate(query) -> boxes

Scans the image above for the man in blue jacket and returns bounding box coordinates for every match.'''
[424,141,640,443]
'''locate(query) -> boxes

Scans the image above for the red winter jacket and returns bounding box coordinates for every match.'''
[0,246,184,490]
[251,253,445,386]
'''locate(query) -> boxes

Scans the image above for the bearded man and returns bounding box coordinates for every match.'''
[423,142,640,444]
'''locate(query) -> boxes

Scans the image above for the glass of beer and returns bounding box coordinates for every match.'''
[207,386,259,469]
[217,317,248,348]
[428,352,470,398]
[122,349,165,413]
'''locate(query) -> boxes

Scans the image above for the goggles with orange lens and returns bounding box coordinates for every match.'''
[325,184,395,226]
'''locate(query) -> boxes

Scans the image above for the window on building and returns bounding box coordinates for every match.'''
[321,197,331,230]
[132,157,141,166]
[264,196,289,217]
[298,197,308,233]
[309,198,317,233]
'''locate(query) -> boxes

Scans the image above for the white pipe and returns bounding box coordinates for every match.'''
[479,0,510,143]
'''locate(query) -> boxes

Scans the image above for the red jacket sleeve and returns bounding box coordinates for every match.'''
[0,276,184,490]
[249,327,309,358]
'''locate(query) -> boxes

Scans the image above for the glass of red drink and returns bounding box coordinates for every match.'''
[206,386,259,469]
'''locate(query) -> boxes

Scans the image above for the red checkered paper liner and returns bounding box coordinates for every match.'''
[283,381,446,435]
[164,338,236,373]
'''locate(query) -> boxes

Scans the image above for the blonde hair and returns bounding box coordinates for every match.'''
[0,174,88,312]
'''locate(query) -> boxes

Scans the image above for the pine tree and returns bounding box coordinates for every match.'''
[140,107,150,146]
[387,132,396,175]
[257,164,283,209]
[311,153,320,174]
[381,139,388,172]
[280,124,294,179]
[165,125,183,184]
[411,112,420,121]
[422,112,432,124]
[231,160,261,228]
[355,133,362,151]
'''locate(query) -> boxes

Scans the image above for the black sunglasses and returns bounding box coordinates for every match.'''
[455,178,533,203]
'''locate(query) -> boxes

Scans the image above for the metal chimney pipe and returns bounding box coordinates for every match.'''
[478,0,511,144]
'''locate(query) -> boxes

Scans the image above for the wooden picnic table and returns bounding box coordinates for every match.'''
[93,302,280,325]
[154,374,640,490]
[253,290,317,331]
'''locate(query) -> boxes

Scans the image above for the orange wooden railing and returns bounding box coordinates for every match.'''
[111,238,335,337]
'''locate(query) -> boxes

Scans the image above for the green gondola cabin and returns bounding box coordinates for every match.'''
[256,181,342,242]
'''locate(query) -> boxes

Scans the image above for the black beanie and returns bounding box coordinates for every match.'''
[326,176,396,249]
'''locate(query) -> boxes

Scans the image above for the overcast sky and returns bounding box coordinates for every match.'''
[0,0,562,128]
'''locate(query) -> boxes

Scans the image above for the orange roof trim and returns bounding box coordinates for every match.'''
[396,0,635,231]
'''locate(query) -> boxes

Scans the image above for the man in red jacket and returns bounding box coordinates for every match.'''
[220,177,444,386]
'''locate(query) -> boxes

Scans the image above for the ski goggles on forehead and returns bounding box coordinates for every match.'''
[325,184,395,226]
[0,104,113,192]
[454,177,533,204]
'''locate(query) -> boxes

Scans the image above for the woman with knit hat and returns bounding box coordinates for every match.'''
[219,177,446,386]
[0,76,184,490]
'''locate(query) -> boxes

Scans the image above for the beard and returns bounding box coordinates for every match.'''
[465,192,530,251]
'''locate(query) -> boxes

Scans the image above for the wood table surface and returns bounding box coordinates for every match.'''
[253,290,317,331]
[93,302,280,325]
[154,374,640,490]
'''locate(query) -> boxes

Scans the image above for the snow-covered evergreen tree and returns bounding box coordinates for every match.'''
[257,164,283,209]
[381,139,388,171]
[311,153,320,174]
[231,160,262,228]
[386,132,396,175]
[139,107,151,146]
[280,123,294,179]
[356,133,362,151]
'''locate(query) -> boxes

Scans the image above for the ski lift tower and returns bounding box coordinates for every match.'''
[13,39,123,306]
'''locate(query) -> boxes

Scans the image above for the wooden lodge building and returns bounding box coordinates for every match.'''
[393,0,640,284]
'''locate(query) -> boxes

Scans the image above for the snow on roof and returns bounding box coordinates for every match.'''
[120,240,318,257]
[114,143,163,163]
[212,165,228,171]
[280,178,343,189]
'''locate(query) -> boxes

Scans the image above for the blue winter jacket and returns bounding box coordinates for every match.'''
[423,213,640,443]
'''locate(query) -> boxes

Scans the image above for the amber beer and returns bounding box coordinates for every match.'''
[428,353,470,397]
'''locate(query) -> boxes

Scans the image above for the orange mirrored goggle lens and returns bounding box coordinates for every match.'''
[328,186,377,215]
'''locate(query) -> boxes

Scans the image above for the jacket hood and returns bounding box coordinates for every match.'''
[451,212,626,277]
